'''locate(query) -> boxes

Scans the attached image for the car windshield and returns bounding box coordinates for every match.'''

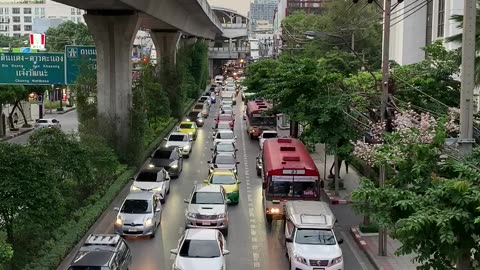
[216,143,235,152]
[188,113,200,120]
[169,135,187,141]
[217,123,230,130]
[136,171,159,182]
[222,110,233,115]
[267,181,318,198]
[262,132,277,138]
[37,119,49,123]
[121,199,152,214]
[222,106,233,111]
[211,175,236,184]
[180,123,194,129]
[153,150,173,159]
[199,97,208,101]
[214,155,235,164]
[69,267,110,270]
[219,115,232,121]
[194,104,203,110]
[295,229,337,245]
[217,132,234,139]
[191,192,224,204]
[179,239,221,258]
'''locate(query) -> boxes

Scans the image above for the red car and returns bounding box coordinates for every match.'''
[215,114,235,128]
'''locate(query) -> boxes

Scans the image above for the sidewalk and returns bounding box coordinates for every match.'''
[311,143,419,270]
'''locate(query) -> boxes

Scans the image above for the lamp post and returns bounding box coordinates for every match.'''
[304,31,377,83]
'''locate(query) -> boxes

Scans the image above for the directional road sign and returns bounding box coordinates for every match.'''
[65,45,96,85]
[0,52,65,85]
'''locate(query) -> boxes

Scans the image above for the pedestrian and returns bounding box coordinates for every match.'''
[13,112,18,127]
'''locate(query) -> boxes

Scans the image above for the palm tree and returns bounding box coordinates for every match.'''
[445,2,480,84]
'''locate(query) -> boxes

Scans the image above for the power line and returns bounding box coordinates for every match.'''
[390,0,424,15]
[390,0,432,28]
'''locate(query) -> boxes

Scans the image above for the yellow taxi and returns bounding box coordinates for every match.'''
[177,121,198,140]
[204,169,240,204]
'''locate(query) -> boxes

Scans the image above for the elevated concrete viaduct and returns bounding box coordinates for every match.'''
[53,0,223,159]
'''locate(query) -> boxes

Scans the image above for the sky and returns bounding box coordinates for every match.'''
[207,0,251,16]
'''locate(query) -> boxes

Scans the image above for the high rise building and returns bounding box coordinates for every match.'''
[0,0,85,37]
[250,0,277,29]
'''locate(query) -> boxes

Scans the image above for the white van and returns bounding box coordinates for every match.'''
[214,75,224,85]
[285,201,344,270]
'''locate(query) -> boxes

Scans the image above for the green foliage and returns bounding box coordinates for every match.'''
[71,61,98,135]
[0,232,12,269]
[393,41,461,114]
[127,79,148,167]
[45,21,94,52]
[0,34,28,48]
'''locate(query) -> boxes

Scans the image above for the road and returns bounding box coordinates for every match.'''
[9,109,79,145]
[57,94,374,270]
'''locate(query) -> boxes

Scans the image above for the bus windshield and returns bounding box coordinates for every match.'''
[250,116,275,126]
[266,181,318,198]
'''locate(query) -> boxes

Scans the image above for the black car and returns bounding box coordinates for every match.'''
[149,146,183,178]
[208,153,239,174]
[186,111,204,127]
[211,142,237,158]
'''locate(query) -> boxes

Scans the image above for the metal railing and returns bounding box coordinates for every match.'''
[209,46,250,53]
[221,23,248,29]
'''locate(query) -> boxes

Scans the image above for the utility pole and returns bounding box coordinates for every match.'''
[459,0,476,157]
[379,0,392,257]
[351,31,355,52]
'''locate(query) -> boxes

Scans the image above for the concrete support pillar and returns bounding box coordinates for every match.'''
[182,37,197,47]
[228,38,232,53]
[150,30,182,66]
[84,12,140,159]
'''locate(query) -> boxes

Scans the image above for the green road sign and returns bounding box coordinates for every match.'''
[65,45,96,85]
[0,52,65,85]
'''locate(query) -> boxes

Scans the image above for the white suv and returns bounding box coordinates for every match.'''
[285,201,344,270]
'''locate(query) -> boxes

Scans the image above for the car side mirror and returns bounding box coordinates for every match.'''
[285,238,293,243]
[155,208,161,212]
[235,136,238,139]
[113,207,120,211]
[211,148,214,151]
[207,160,211,163]
[163,138,167,141]
[203,179,209,183]
[130,177,134,180]
[223,250,230,255]
[338,239,344,244]
[235,149,238,152]
[170,249,178,255]
[184,199,190,203]
[262,182,266,189]
[236,161,240,164]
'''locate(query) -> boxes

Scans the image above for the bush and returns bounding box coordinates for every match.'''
[359,223,379,234]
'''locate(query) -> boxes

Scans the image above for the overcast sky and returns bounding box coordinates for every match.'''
[208,0,251,16]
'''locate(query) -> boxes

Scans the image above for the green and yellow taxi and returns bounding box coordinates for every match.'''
[177,121,198,140]
[204,170,240,204]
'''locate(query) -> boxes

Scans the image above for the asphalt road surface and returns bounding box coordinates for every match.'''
[10,109,79,145]
[54,94,375,270]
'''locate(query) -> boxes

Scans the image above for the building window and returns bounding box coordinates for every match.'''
[24,25,32,31]
[5,8,9,15]
[13,24,21,31]
[13,33,20,37]
[71,7,75,15]
[12,8,20,14]
[77,8,81,15]
[437,0,445,37]
[24,8,32,14]
[12,16,20,23]
[24,16,32,23]
[40,8,45,16]
[34,7,39,15]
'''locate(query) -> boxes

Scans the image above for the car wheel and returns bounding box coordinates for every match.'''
[167,185,170,194]
[249,133,253,139]
[160,197,165,204]
[185,154,190,158]
[150,231,156,238]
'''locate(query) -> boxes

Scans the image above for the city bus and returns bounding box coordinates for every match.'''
[245,100,276,139]
[258,138,321,223]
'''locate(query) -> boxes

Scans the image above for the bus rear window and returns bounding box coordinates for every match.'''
[267,181,318,198]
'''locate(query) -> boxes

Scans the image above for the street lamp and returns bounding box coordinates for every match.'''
[304,31,377,83]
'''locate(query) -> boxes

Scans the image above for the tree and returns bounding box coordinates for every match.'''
[0,85,29,129]
[0,232,13,270]
[445,1,480,84]
[0,142,62,259]
[45,21,93,52]
[352,110,480,269]
[0,34,28,48]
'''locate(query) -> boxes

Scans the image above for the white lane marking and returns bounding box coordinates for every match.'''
[253,253,259,261]
[250,224,256,229]
[251,236,257,242]
[251,230,256,236]
[252,244,258,250]
[246,181,251,186]
[248,194,253,201]
[250,219,256,223]
[340,231,370,270]
[178,226,184,234]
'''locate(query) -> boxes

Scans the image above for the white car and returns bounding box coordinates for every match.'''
[164,132,193,158]
[130,167,171,203]
[171,229,229,270]
[213,129,236,145]
[35,118,61,129]
[214,75,223,85]
[259,130,278,150]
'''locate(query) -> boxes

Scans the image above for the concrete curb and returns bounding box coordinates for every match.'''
[45,107,76,115]
[0,128,34,142]
[350,226,380,270]
[322,188,351,204]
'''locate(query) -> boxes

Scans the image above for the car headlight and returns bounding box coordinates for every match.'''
[233,168,237,174]
[294,254,307,265]
[115,217,123,226]
[198,118,204,122]
[152,186,163,191]
[186,212,196,218]
[331,256,343,265]
[144,218,153,227]
[183,145,190,150]
[131,186,140,191]
[218,213,226,219]
[148,164,155,168]
[189,132,193,136]
[170,162,178,169]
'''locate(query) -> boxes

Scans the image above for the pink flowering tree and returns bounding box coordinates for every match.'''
[352,109,480,269]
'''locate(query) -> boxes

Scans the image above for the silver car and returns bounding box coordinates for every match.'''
[213,129,236,145]
[35,118,61,129]
[184,185,229,235]
[114,192,162,238]
[130,167,171,203]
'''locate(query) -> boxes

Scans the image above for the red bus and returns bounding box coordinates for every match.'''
[245,100,276,139]
[258,138,321,222]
